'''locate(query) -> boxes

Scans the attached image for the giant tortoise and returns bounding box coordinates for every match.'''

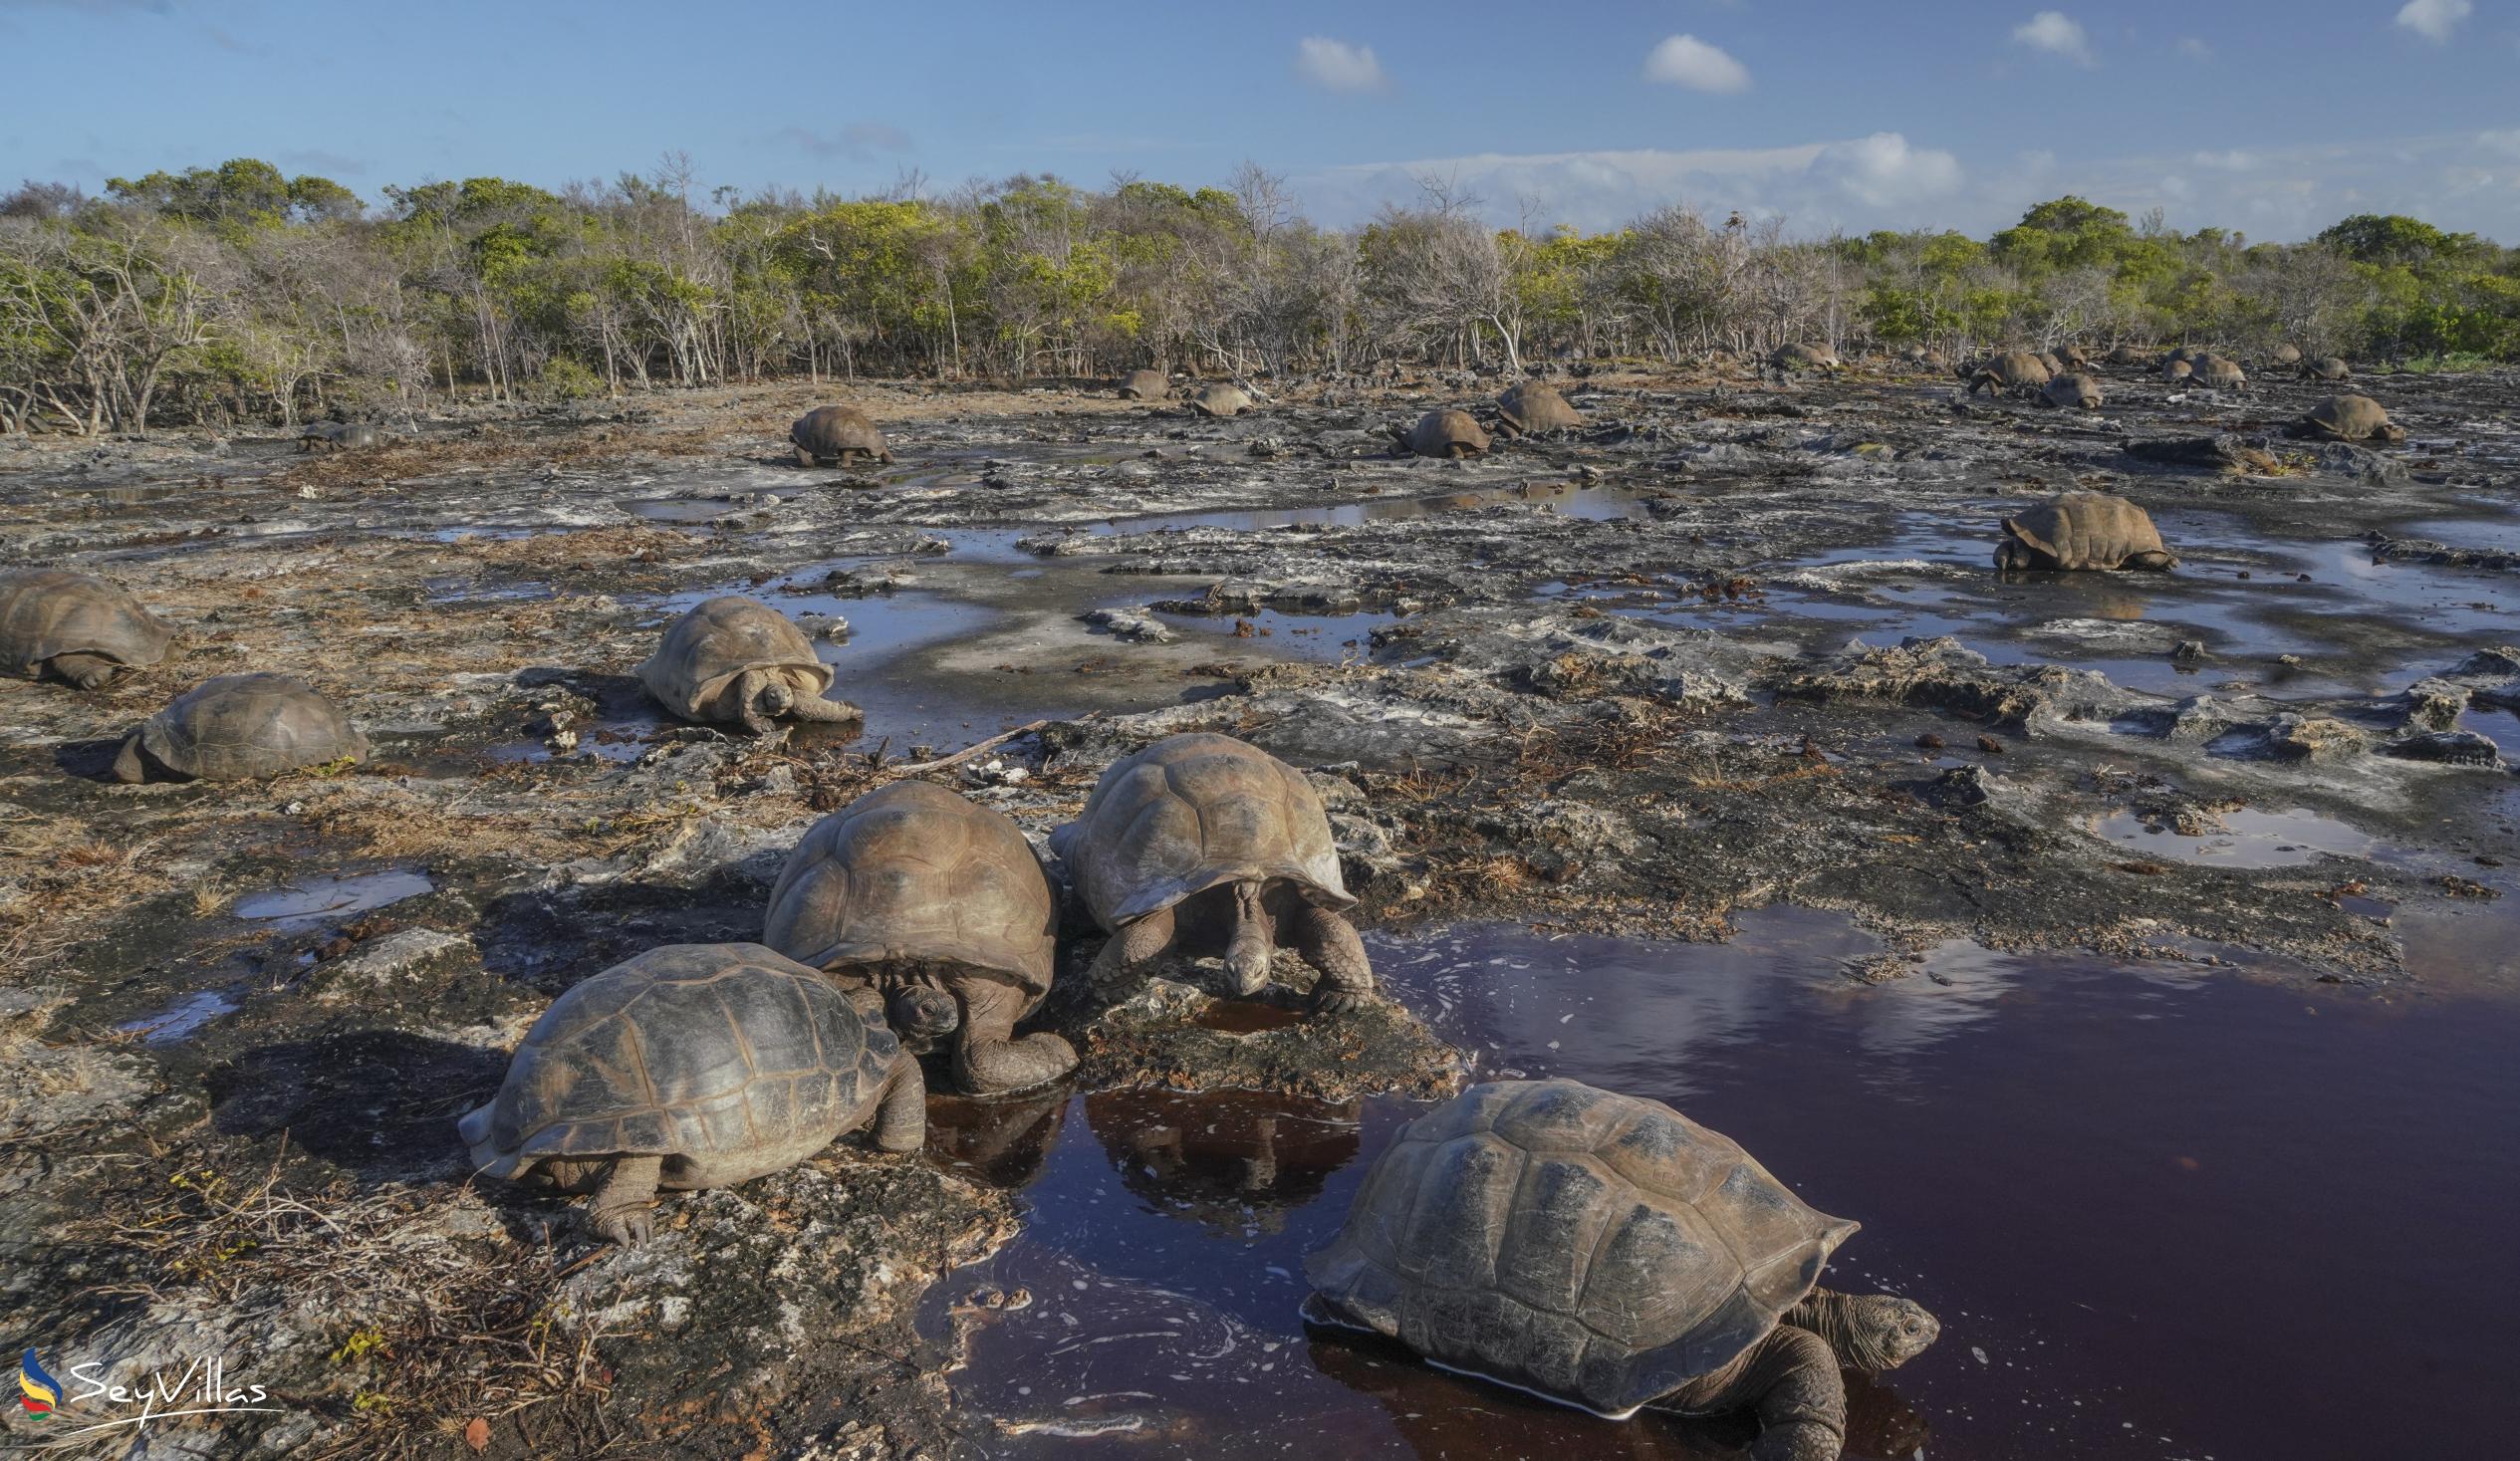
[113,673,366,782]
[297,421,380,453]
[0,569,173,687]
[2304,355,2352,381]
[458,943,923,1245]
[1495,381,1583,437]
[790,405,892,466]
[1967,351,2053,397]
[2293,394,2405,444]
[638,596,859,734]
[1395,408,1490,459]
[763,781,1071,1095]
[1187,383,1254,418]
[1996,492,2176,572]
[1051,732,1374,1014]
[1117,368,1170,399]
[2187,354,2247,391]
[1304,1080,1939,1457]
[2041,372,2104,409]
[1768,343,1841,375]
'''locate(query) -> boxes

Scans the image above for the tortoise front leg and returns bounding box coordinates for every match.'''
[794,444,818,467]
[871,1056,926,1152]
[1288,903,1376,1015]
[1084,906,1175,987]
[779,673,862,725]
[587,1154,663,1247]
[110,733,150,784]
[952,976,1076,1095]
[730,668,777,734]
[1671,1325,1847,1461]
[45,652,120,689]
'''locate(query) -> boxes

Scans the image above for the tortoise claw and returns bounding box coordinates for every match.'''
[596,1208,652,1247]
[1309,988,1368,1018]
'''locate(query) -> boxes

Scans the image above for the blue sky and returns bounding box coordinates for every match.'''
[5,0,2519,240]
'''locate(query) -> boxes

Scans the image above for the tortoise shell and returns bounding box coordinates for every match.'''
[1305,1080,1859,1418]
[636,596,835,722]
[1051,732,1352,930]
[791,405,891,463]
[1999,492,2174,572]
[2042,372,2104,409]
[764,781,1057,1003]
[0,569,173,680]
[1118,368,1170,399]
[2301,394,2401,443]
[457,943,901,1183]
[1403,409,1490,459]
[121,673,366,781]
[2306,356,2352,381]
[1768,343,1839,370]
[1978,351,2052,389]
[1188,384,1253,417]
[1497,383,1582,433]
[2189,355,2246,389]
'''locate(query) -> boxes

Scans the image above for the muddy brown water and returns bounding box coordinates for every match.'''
[921,909,2520,1459]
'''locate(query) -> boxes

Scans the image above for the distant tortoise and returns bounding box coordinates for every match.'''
[2270,343,2303,366]
[1304,1079,1940,1455]
[1966,351,2052,397]
[2162,346,2199,366]
[763,781,1072,1095]
[113,672,367,783]
[2160,357,2194,382]
[2293,394,2405,444]
[2034,350,2067,376]
[2187,354,2246,391]
[2304,355,2352,381]
[789,405,892,466]
[1051,732,1375,1013]
[1187,383,1254,418]
[1494,381,1583,437]
[2041,372,2104,409]
[458,943,924,1246]
[297,421,379,453]
[1117,368,1170,400]
[1394,408,1491,459]
[2054,344,2093,371]
[0,569,174,688]
[1768,343,1841,374]
[2105,344,2148,367]
[1996,492,2176,572]
[637,596,859,734]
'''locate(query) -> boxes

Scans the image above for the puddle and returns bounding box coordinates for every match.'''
[1190,1000,1312,1034]
[116,989,239,1045]
[618,495,744,524]
[422,576,554,606]
[2092,807,2380,868]
[231,869,434,929]
[924,908,2520,1459]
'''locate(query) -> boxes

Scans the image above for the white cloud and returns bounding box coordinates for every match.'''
[1813,133,1965,208]
[2174,36,2213,61]
[2192,149,2257,170]
[1643,35,1752,94]
[1295,36,1386,94]
[2478,129,2520,157]
[2396,0,2472,42]
[2012,11,2095,66]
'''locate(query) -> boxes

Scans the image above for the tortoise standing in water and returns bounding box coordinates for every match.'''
[2041,372,2104,408]
[789,405,892,466]
[1305,1080,1939,1458]
[1052,732,1375,1015]
[1494,381,1583,437]
[458,943,924,1246]
[763,782,1073,1095]
[0,569,173,688]
[113,673,366,782]
[638,596,859,734]
[1966,351,2052,397]
[1996,492,2177,572]
[1394,408,1490,459]
[2293,394,2406,443]
[1187,383,1254,417]
[1117,368,1170,399]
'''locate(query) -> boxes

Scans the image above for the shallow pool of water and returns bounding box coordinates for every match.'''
[924,909,2520,1459]
[230,868,434,929]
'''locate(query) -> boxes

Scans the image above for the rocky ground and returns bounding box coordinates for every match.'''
[2,356,2515,1457]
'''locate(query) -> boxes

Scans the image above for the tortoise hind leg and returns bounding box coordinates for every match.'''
[46,653,120,689]
[586,1154,663,1247]
[872,1057,926,1152]
[951,978,1076,1096]
[1288,903,1375,1016]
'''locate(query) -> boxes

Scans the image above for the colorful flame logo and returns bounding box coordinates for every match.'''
[17,1348,61,1417]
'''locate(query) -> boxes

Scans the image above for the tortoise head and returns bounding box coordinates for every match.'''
[1842,1294,1940,1372]
[1221,880,1275,996]
[1993,535,2040,572]
[755,676,795,718]
[886,986,961,1041]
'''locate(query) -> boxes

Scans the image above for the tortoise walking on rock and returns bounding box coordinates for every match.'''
[113,673,366,782]
[0,569,174,687]
[1304,1080,1939,1458]
[2305,355,2352,381]
[764,782,1073,1095]
[2041,372,2103,409]
[2293,394,2405,443]
[1117,368,1170,399]
[1966,352,2051,397]
[790,405,892,466]
[2187,355,2247,391]
[1052,732,1375,1014]
[297,422,379,453]
[1395,409,1490,459]
[638,596,860,734]
[458,943,924,1246]
[1996,492,2176,572]
[1767,344,1841,376]
[1187,383,1254,418]
[1495,381,1583,437]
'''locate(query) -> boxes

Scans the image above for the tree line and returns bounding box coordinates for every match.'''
[3,154,2515,435]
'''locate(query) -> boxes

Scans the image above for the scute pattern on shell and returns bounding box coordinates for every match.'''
[1497,382,1582,433]
[790,404,890,461]
[1978,351,2052,388]
[2000,492,2173,571]
[1189,383,1252,417]
[1306,1080,1857,1418]
[637,596,833,719]
[135,672,366,780]
[764,781,1057,999]
[2303,393,2398,441]
[463,944,893,1179]
[1118,368,1169,399]
[1052,732,1353,929]
[0,569,174,678]
[1403,409,1489,458]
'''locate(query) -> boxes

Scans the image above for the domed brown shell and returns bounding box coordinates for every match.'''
[2105,345,2148,366]
[2042,372,2104,408]
[1496,382,1583,434]
[1402,409,1490,459]
[1999,492,2175,571]
[764,781,1057,1003]
[457,943,899,1182]
[1977,351,2052,389]
[1051,732,1353,930]
[2271,343,2304,365]
[0,569,174,681]
[637,596,835,722]
[791,405,891,463]
[1305,1079,1858,1419]
[121,672,366,781]
[2301,394,2401,442]
[2189,355,2246,390]
[1768,343,1839,370]
[1188,384,1253,417]
[1118,368,1170,399]
[2306,356,2352,381]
